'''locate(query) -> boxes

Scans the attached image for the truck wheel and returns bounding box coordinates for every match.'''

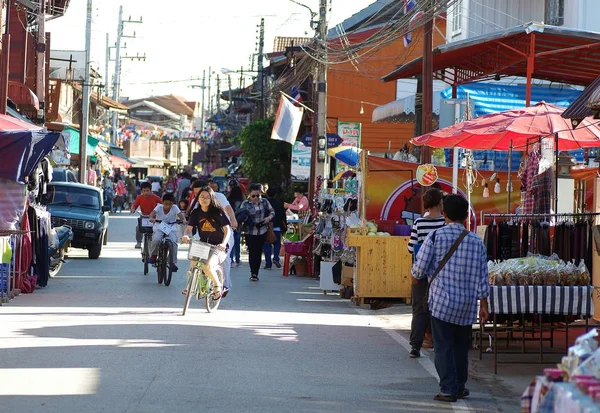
[89,236,103,259]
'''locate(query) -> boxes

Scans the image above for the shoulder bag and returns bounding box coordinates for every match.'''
[265,222,276,244]
[423,229,470,312]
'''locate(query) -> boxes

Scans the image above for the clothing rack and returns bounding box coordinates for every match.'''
[0,229,31,303]
[481,212,600,222]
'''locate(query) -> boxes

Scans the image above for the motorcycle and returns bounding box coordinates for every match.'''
[49,225,73,278]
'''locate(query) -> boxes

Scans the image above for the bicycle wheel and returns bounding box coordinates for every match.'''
[143,234,149,275]
[163,241,174,287]
[205,266,224,313]
[182,267,199,316]
[157,244,165,284]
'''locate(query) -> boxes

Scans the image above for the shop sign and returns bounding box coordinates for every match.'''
[416,164,439,186]
[290,141,311,180]
[338,121,361,147]
[300,133,343,148]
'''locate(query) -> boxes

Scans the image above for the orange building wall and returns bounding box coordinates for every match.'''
[326,19,447,153]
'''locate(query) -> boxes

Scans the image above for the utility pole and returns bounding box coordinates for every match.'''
[200,70,206,131]
[80,0,93,186]
[110,6,143,145]
[215,74,220,115]
[36,0,46,122]
[208,67,212,116]
[257,18,265,118]
[420,0,434,164]
[105,33,110,97]
[308,0,328,203]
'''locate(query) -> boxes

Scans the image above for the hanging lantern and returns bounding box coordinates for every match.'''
[494,178,501,193]
[483,182,490,198]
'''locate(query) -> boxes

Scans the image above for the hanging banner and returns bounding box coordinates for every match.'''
[365,156,520,228]
[290,141,311,180]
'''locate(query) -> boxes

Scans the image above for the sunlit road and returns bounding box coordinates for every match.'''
[0,214,519,413]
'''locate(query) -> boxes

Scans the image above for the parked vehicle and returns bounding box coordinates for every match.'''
[48,225,73,277]
[52,168,78,183]
[41,182,110,259]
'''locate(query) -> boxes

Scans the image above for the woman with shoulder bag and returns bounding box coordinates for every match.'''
[239,183,275,281]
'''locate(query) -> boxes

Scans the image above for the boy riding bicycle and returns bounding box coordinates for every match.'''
[148,193,186,272]
[131,182,162,249]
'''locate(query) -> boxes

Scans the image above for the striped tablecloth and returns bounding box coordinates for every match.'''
[489,286,594,316]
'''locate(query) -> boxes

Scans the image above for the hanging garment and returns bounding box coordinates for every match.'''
[532,169,553,215]
[511,224,521,258]
[521,151,540,215]
[521,222,529,257]
[499,222,512,261]
[536,223,551,257]
[0,236,12,264]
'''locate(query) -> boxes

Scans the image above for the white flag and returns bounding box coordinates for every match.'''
[270,95,304,144]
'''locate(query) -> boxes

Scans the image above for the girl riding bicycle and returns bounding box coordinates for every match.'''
[181,186,231,298]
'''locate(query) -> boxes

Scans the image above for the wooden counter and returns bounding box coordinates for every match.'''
[346,235,413,303]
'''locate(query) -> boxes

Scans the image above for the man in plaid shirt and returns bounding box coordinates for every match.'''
[412,194,489,403]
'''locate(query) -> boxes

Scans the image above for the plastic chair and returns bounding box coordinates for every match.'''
[282,232,314,277]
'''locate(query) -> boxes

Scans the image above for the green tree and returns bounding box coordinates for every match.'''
[236,118,291,188]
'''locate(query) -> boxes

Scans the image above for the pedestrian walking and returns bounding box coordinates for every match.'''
[227,182,245,267]
[238,183,274,281]
[407,188,446,358]
[263,187,286,270]
[411,194,489,403]
[175,172,191,202]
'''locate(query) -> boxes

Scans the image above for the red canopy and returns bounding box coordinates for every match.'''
[110,155,132,169]
[0,113,41,131]
[411,102,600,151]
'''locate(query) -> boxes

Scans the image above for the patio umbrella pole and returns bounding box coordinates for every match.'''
[507,140,512,213]
[555,132,559,214]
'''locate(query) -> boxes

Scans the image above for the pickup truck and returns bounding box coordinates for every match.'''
[42,182,110,259]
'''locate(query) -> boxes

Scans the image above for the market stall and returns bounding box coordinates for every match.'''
[479,212,600,374]
[521,329,600,412]
[0,115,62,302]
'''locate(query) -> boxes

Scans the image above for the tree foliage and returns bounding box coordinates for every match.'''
[237,118,291,187]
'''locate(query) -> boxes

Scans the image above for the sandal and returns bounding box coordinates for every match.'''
[212,287,222,300]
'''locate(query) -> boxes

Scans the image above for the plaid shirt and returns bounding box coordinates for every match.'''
[412,223,489,326]
[239,198,275,236]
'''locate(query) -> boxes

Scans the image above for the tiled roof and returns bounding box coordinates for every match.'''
[122,95,194,117]
[272,36,311,53]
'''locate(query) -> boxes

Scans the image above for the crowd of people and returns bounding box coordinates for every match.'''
[126,170,307,298]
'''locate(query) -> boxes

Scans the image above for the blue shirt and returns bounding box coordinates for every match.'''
[411,223,489,326]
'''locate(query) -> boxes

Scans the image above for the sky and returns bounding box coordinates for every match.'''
[46,0,376,102]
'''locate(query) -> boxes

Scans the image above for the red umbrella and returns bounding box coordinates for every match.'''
[0,113,41,132]
[411,102,600,151]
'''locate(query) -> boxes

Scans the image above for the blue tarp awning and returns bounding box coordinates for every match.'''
[0,130,61,183]
[64,127,100,156]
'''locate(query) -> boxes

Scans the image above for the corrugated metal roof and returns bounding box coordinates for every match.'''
[327,0,397,39]
[562,75,600,125]
[382,23,600,87]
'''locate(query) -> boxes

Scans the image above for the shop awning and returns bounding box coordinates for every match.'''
[381,23,600,87]
[110,155,133,169]
[128,156,166,168]
[64,127,100,156]
[373,82,582,124]
[562,75,600,127]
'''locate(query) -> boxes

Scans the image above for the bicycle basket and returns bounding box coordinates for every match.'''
[138,217,154,233]
[187,240,216,263]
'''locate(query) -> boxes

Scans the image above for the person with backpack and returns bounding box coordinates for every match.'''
[237,183,275,281]
[263,187,286,270]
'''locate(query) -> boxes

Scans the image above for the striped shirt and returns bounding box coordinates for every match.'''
[407,216,446,253]
[411,223,489,326]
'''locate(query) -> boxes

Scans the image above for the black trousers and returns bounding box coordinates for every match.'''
[410,278,430,351]
[245,233,266,276]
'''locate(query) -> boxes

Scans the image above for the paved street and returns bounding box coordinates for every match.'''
[0,214,521,413]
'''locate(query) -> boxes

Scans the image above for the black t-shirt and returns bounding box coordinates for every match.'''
[189,208,230,246]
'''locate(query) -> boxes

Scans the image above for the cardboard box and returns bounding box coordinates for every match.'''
[341,265,354,287]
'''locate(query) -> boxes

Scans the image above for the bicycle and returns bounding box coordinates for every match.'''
[153,220,182,286]
[182,239,224,315]
[138,215,153,275]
